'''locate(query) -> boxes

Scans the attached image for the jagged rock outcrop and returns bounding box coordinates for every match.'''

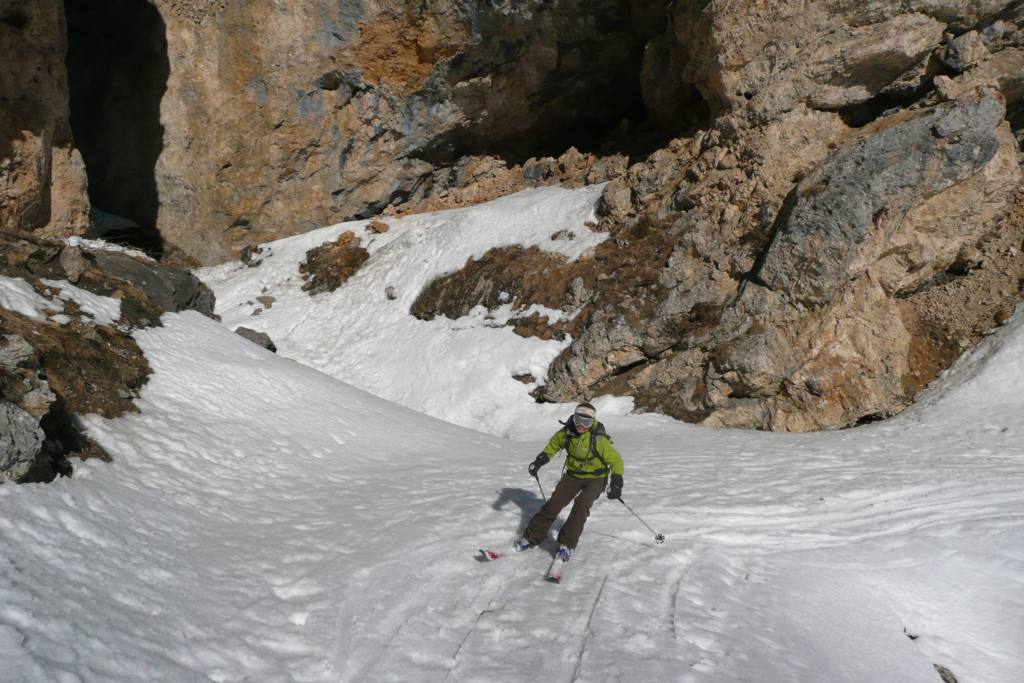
[424,88,1022,431]
[0,395,45,481]
[658,1,1020,126]
[0,232,216,481]
[581,91,1018,430]
[756,92,1011,305]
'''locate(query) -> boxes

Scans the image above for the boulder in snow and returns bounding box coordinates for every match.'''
[234,327,277,353]
[0,401,45,482]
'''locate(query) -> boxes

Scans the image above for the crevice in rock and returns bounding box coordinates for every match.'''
[1007,98,1024,144]
[587,356,653,395]
[64,0,170,257]
[823,56,950,129]
[827,88,933,129]
[746,185,800,290]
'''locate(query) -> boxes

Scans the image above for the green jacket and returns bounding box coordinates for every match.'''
[541,420,624,479]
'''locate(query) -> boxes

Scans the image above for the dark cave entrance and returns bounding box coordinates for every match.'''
[415,1,706,168]
[64,0,169,257]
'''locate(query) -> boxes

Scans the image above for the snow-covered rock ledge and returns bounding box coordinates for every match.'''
[0,232,215,482]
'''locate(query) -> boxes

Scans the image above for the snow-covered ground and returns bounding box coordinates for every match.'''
[1,187,1023,682]
[197,185,621,439]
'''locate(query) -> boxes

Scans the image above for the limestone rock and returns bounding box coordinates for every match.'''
[0,401,45,483]
[666,3,943,123]
[234,327,277,353]
[943,30,992,72]
[932,48,1024,108]
[656,1,1021,127]
[531,90,1021,430]
[59,245,89,283]
[147,0,662,263]
[599,180,634,220]
[0,0,90,236]
[756,91,1010,308]
[91,251,216,316]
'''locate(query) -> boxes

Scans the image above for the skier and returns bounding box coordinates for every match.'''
[515,402,624,562]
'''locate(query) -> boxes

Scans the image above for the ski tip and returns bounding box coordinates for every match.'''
[479,548,505,561]
[545,575,561,584]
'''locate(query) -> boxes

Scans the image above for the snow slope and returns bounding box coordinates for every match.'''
[197,185,622,438]
[1,186,1022,682]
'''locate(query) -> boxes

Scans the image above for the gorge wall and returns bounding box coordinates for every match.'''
[2,0,1024,432]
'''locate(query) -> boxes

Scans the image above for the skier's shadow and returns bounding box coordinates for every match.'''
[492,487,544,535]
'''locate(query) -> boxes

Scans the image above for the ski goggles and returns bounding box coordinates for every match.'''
[573,414,594,429]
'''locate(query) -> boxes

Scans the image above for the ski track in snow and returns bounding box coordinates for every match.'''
[1,185,1023,682]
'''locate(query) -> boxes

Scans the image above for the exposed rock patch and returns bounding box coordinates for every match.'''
[413,208,680,346]
[0,398,46,482]
[299,231,370,295]
[354,13,467,95]
[234,326,277,353]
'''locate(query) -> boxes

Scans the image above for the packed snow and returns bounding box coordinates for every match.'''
[65,235,153,262]
[0,276,121,327]
[0,276,62,322]
[198,185,616,438]
[40,279,122,326]
[1,187,1022,683]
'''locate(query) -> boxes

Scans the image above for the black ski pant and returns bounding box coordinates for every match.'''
[523,475,605,549]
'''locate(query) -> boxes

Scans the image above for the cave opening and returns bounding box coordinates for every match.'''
[64,0,169,257]
[415,2,707,169]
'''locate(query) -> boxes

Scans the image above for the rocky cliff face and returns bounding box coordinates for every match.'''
[2,0,1023,432]
[147,0,669,262]
[410,2,1024,431]
[0,0,89,238]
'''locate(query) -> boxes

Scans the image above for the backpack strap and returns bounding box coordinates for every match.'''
[588,424,610,470]
[564,422,611,476]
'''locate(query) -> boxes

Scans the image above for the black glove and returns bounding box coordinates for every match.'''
[608,474,623,500]
[528,453,549,477]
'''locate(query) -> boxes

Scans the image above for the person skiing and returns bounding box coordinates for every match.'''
[515,402,624,562]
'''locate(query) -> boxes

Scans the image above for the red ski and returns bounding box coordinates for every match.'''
[479,548,507,561]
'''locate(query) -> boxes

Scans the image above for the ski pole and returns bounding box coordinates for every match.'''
[618,498,665,544]
[533,473,546,499]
